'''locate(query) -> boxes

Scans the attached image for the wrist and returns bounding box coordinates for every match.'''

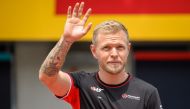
[60,36,74,45]
[61,34,75,44]
[64,39,74,45]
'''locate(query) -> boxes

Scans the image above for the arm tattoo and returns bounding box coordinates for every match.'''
[39,38,72,77]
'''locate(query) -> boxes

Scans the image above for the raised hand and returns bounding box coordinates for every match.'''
[63,2,92,43]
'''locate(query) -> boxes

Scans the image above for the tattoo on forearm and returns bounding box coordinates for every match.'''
[40,38,72,77]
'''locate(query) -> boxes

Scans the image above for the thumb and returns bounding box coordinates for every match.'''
[82,23,92,35]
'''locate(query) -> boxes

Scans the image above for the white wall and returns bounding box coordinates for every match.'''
[15,42,71,109]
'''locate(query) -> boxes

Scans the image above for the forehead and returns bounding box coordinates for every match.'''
[96,30,128,45]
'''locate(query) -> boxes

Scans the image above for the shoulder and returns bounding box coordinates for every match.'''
[69,71,96,77]
[68,71,96,82]
[68,71,97,87]
[130,76,158,92]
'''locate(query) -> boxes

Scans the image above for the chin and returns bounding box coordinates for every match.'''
[106,67,124,75]
[100,63,125,75]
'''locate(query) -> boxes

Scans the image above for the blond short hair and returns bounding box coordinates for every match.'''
[92,20,129,44]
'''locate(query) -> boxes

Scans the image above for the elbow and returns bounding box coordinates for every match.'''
[38,68,47,82]
[38,71,50,85]
[39,70,44,82]
[38,69,58,86]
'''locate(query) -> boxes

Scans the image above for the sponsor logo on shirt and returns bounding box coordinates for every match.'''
[122,93,140,100]
[97,96,103,99]
[160,105,163,109]
[90,86,104,92]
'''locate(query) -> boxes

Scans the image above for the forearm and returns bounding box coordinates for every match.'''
[39,36,73,77]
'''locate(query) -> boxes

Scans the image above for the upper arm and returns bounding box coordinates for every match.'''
[39,71,72,97]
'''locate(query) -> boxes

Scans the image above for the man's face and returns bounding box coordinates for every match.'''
[91,30,131,75]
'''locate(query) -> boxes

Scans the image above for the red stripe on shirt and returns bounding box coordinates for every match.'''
[64,75,80,109]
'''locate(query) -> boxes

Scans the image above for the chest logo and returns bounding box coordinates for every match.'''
[122,93,140,101]
[90,86,104,92]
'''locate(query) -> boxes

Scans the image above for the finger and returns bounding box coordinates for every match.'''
[72,2,80,17]
[67,6,72,18]
[82,22,92,35]
[78,2,84,18]
[81,8,92,25]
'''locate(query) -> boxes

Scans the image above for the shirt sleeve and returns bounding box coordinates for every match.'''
[146,88,163,109]
[69,71,82,87]
[55,72,84,109]
[63,73,80,109]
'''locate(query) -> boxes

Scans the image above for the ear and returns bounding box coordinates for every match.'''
[128,42,131,51]
[90,44,98,59]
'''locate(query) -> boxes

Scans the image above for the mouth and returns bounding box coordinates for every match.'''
[107,61,121,65]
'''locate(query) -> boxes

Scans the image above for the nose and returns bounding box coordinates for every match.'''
[110,48,118,58]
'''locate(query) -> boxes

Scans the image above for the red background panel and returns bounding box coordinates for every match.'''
[56,0,190,14]
[134,51,190,61]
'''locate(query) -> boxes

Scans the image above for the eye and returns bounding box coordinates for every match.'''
[102,46,110,51]
[117,45,125,50]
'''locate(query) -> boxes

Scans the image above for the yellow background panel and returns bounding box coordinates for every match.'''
[0,0,190,41]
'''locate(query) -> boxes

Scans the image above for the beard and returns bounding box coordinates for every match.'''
[100,61,126,75]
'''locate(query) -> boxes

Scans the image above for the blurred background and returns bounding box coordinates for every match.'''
[0,0,190,109]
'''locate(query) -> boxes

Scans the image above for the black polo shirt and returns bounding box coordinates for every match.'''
[58,71,162,109]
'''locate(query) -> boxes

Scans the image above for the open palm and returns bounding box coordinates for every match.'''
[63,2,92,42]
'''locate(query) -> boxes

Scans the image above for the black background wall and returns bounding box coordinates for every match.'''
[134,42,190,109]
[0,43,12,109]
[0,61,11,109]
[136,60,190,109]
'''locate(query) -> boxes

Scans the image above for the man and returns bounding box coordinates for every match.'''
[39,2,162,109]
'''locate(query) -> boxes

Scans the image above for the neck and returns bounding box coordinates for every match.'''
[98,69,129,85]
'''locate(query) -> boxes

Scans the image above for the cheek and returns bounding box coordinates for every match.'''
[120,51,129,60]
[97,52,109,61]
